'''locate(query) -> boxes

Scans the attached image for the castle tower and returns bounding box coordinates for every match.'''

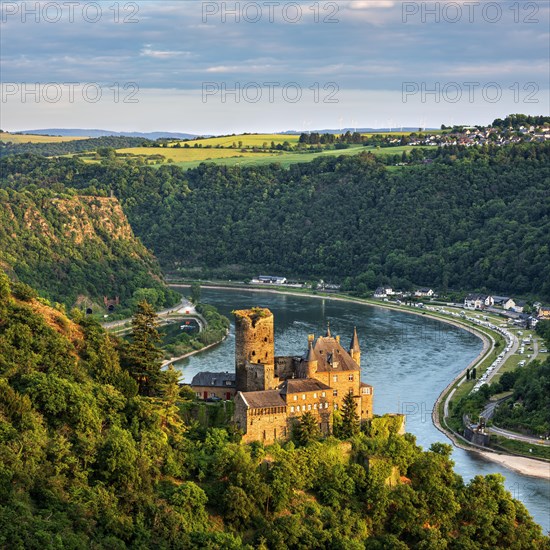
[234,308,275,392]
[349,326,361,367]
[303,341,318,378]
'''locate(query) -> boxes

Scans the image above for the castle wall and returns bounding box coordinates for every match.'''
[274,356,297,379]
[286,390,333,435]
[360,387,374,419]
[314,370,361,412]
[244,362,277,392]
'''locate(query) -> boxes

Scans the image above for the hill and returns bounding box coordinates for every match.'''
[0,135,154,158]
[0,187,177,311]
[1,142,549,300]
[0,271,547,548]
[17,128,200,139]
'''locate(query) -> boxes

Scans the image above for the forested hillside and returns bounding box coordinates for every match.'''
[0,135,152,157]
[1,142,549,299]
[0,186,178,309]
[0,271,546,548]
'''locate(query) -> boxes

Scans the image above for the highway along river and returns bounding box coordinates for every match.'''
[173,287,549,531]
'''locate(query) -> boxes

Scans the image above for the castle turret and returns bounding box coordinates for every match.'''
[349,326,361,367]
[326,321,332,338]
[234,308,275,392]
[303,341,318,378]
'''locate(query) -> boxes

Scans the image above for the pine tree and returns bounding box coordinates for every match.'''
[294,412,320,446]
[340,392,360,438]
[128,300,163,396]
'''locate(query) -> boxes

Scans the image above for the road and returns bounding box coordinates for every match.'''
[481,396,550,447]
[486,425,550,446]
[485,327,519,384]
[101,298,204,331]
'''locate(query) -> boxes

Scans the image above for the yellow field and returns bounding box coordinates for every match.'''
[171,133,301,148]
[0,132,87,144]
[115,146,274,163]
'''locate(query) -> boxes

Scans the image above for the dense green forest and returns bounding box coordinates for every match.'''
[0,136,152,158]
[0,185,178,310]
[2,142,549,299]
[0,271,547,548]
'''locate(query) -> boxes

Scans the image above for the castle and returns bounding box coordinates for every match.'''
[229,307,373,443]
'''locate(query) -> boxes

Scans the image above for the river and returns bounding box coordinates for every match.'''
[173,287,549,531]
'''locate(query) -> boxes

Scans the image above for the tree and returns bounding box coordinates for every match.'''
[160,364,183,430]
[190,282,201,304]
[340,392,359,438]
[127,300,163,396]
[294,412,320,445]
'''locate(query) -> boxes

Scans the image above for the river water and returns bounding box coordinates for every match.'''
[173,288,549,531]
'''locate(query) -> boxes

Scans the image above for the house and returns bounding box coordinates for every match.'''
[190,371,236,401]
[492,296,515,310]
[464,294,493,310]
[374,286,393,298]
[414,288,434,298]
[258,275,287,285]
[513,300,526,313]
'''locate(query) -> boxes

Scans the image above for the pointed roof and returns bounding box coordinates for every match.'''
[325,321,331,337]
[303,341,318,363]
[350,327,360,353]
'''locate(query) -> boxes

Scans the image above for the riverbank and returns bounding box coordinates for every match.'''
[170,282,550,479]
[162,331,229,368]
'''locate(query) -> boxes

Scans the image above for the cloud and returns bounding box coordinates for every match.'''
[140,47,192,59]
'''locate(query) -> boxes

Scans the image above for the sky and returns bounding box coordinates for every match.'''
[1,0,549,134]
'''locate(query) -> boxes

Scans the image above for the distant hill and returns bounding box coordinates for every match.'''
[19,128,200,140]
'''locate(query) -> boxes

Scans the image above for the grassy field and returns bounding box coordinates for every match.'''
[0,132,87,144]
[115,146,274,163]
[140,144,412,170]
[171,133,301,148]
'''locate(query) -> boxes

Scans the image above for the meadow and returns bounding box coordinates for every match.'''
[0,132,87,144]
[108,143,414,170]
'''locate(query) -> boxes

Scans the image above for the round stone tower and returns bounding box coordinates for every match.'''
[234,308,275,392]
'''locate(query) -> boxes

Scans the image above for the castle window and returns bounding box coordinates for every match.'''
[293,395,297,401]
[308,404,312,411]
[296,405,300,412]
[264,337,268,342]
[333,375,338,382]
[348,374,354,381]
[302,394,306,400]
[321,391,326,397]
[313,392,317,398]
[290,406,295,413]
[252,351,256,356]
[348,388,353,395]
[314,403,317,409]
[333,389,338,396]
[333,403,338,410]
[324,402,329,409]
